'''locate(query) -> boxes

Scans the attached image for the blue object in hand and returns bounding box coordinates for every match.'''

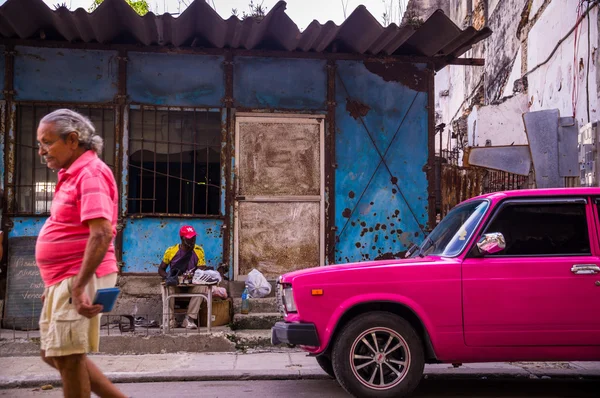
[92,287,121,312]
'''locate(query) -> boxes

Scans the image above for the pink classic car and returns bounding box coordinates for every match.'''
[271,188,600,397]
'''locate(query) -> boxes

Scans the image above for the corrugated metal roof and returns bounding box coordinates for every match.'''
[0,0,491,67]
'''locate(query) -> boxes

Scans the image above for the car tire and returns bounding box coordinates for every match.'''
[331,311,424,398]
[315,355,335,378]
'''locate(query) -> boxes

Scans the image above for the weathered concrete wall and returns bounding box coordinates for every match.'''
[527,0,599,128]
[435,0,599,171]
[113,275,162,321]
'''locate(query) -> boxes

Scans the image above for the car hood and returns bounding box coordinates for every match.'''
[279,255,444,284]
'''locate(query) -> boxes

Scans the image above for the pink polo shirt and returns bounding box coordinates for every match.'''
[35,150,119,287]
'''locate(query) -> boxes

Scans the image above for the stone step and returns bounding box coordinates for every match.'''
[233,297,279,314]
[226,280,278,298]
[229,329,272,350]
[231,313,282,330]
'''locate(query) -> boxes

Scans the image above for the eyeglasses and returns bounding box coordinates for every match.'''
[36,139,61,151]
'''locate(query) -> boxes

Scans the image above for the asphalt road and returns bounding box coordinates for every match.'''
[1,379,599,397]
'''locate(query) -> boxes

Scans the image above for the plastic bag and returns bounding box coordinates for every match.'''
[212,286,228,299]
[245,269,271,298]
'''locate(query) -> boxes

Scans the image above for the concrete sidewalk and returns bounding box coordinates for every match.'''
[1,352,600,389]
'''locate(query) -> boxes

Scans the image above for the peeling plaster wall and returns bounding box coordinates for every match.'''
[527,0,599,127]
[435,0,599,164]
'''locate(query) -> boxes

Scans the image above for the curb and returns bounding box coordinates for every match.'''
[2,370,600,389]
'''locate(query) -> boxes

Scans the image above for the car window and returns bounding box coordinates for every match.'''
[483,202,590,256]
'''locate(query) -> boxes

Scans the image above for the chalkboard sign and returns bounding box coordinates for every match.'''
[2,236,44,330]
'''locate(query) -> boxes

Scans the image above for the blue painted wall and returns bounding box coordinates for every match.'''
[4,46,433,275]
[234,57,327,110]
[10,217,47,237]
[121,218,224,272]
[14,47,118,102]
[127,52,225,106]
[334,61,429,263]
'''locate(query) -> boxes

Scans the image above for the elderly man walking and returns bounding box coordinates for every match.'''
[35,109,125,398]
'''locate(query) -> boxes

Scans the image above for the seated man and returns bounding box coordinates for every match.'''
[159,225,209,329]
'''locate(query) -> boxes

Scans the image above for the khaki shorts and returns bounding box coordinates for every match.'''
[39,273,118,357]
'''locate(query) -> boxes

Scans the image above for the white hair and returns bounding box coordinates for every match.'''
[40,108,104,156]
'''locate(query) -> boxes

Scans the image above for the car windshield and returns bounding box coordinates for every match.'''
[415,199,489,258]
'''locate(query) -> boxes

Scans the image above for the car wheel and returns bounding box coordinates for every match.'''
[332,311,424,398]
[315,355,335,378]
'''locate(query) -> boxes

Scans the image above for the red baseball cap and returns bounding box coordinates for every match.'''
[179,225,197,239]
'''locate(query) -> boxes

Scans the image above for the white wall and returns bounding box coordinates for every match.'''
[435,0,599,159]
[526,0,598,128]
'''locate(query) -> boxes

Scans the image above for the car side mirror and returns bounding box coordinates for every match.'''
[476,232,506,255]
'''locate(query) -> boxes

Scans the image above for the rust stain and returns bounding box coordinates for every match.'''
[346,98,371,119]
[391,176,398,185]
[348,191,355,198]
[364,61,427,92]
[342,208,352,218]
[440,164,484,219]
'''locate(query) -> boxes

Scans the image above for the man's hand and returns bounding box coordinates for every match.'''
[72,286,103,318]
[41,292,45,304]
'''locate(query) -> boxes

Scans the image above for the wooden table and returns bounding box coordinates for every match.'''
[160,282,216,333]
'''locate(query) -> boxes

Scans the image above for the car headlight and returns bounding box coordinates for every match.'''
[282,285,297,313]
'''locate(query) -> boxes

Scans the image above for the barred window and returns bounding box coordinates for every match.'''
[14,104,116,215]
[127,107,221,216]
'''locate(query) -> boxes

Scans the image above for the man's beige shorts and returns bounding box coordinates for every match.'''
[39,273,118,357]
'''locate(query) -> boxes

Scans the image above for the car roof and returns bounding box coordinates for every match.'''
[463,187,600,203]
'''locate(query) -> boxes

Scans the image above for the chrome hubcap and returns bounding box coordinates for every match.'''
[349,327,410,390]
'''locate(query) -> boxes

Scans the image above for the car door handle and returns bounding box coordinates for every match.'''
[571,264,600,274]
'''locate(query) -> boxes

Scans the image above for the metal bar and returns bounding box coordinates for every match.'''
[205,121,209,215]
[325,59,336,265]
[12,100,114,109]
[240,196,322,202]
[128,163,220,188]
[180,111,184,215]
[153,109,157,214]
[166,108,170,213]
[446,58,485,66]
[3,41,15,218]
[427,64,437,231]
[129,138,209,147]
[192,109,197,215]
[140,108,144,213]
[31,105,36,213]
[0,38,470,65]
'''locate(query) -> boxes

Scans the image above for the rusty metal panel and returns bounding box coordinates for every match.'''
[464,145,531,176]
[13,47,118,102]
[440,165,484,218]
[121,218,224,273]
[238,120,321,196]
[127,52,225,107]
[558,116,579,178]
[523,109,561,188]
[233,57,327,110]
[334,60,429,263]
[237,201,320,278]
